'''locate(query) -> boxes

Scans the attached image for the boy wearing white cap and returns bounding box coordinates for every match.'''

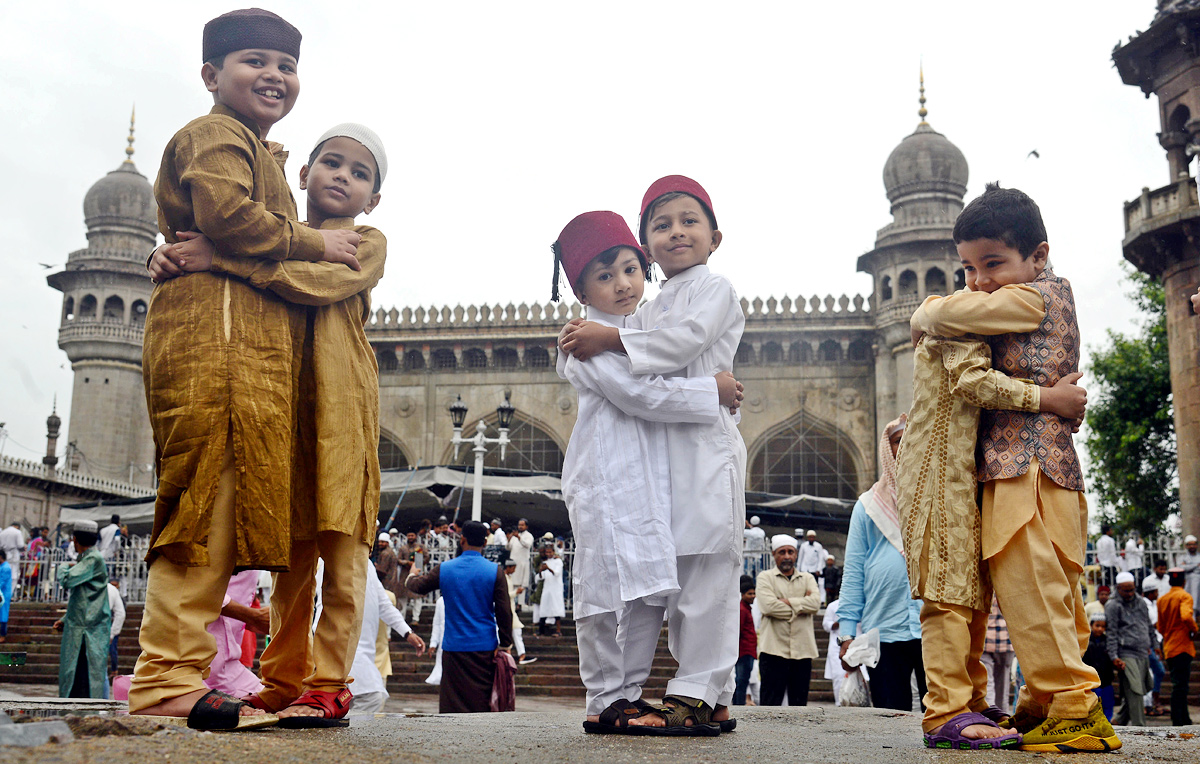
[149,123,389,727]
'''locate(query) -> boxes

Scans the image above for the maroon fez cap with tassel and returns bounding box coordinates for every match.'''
[638,175,717,245]
[203,8,302,63]
[551,211,643,302]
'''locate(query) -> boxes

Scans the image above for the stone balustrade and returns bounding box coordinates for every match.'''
[0,454,152,498]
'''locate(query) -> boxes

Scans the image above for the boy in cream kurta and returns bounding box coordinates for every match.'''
[551,211,739,732]
[149,124,389,727]
[898,330,1088,745]
[909,183,1119,753]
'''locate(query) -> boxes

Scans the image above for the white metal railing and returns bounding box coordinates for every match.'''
[1082,534,1195,590]
[9,536,150,604]
[8,536,822,611]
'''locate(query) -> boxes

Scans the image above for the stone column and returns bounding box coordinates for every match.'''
[1163,257,1200,537]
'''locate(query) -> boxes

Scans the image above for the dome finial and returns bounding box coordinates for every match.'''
[124,106,136,163]
[918,63,928,124]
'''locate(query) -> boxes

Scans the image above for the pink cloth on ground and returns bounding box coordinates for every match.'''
[204,569,264,698]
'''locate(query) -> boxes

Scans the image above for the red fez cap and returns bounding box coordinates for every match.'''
[1096,585,1110,593]
[638,175,717,244]
[552,211,643,301]
[203,8,302,63]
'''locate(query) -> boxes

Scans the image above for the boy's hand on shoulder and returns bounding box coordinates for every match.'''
[715,372,745,412]
[319,229,362,271]
[560,321,622,361]
[148,232,215,282]
[1040,371,1087,422]
[557,319,586,351]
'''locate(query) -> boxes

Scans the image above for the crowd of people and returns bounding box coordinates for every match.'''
[6,6,1200,748]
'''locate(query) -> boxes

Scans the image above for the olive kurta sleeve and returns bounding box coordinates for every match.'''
[910,285,1046,337]
[210,219,385,308]
[897,337,1041,610]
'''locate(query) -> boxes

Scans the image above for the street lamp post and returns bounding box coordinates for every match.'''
[448,393,515,523]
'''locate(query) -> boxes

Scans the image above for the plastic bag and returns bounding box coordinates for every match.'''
[839,668,871,707]
[842,627,881,669]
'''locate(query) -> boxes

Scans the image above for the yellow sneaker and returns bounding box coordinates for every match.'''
[997,706,1043,733]
[1018,702,1122,753]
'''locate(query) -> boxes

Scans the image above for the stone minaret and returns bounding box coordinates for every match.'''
[46,110,157,487]
[43,400,61,472]
[1113,2,1200,538]
[857,71,969,422]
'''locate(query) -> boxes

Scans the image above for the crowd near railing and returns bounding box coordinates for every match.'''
[8,532,1191,608]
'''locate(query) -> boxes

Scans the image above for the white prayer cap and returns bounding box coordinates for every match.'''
[1088,611,1107,624]
[806,530,817,538]
[1115,572,1135,585]
[313,123,388,184]
[827,555,835,562]
[1141,575,1158,592]
[73,519,98,533]
[794,528,804,538]
[771,534,798,552]
[389,528,399,535]
[378,533,391,542]
[1185,534,1198,544]
[750,516,760,526]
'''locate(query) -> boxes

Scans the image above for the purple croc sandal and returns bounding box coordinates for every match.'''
[924,711,1023,750]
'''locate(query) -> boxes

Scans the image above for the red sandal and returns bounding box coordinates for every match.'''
[277,687,354,729]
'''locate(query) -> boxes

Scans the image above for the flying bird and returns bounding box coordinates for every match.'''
[1027,150,1040,159]
[38,263,55,269]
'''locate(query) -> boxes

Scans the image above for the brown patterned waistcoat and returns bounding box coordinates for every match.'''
[978,270,1085,490]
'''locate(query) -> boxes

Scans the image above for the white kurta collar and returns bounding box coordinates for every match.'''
[585,307,627,327]
[660,263,710,289]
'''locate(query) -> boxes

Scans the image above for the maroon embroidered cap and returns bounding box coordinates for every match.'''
[638,175,717,244]
[203,8,302,62]
[551,211,643,301]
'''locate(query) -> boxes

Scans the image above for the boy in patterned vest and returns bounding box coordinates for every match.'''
[910,184,1120,753]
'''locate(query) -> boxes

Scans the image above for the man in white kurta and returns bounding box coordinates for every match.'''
[349,569,424,714]
[0,523,24,564]
[537,550,566,629]
[617,262,747,712]
[797,531,827,578]
[560,306,724,717]
[506,522,534,608]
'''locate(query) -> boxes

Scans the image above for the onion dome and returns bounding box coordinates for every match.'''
[82,108,157,240]
[882,70,968,206]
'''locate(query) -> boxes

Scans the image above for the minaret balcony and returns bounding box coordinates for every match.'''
[1122,177,1200,276]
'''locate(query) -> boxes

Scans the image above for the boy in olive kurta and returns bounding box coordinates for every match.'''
[131,10,362,724]
[150,124,389,726]
[899,332,1087,745]
[55,521,110,699]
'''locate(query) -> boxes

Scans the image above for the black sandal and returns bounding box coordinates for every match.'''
[582,698,657,735]
[187,690,278,731]
[638,695,720,737]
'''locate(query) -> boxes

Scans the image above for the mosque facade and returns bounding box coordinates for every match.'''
[1,95,975,532]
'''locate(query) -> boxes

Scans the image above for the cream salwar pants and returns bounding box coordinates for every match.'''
[128,432,238,712]
[258,523,369,709]
[983,459,1098,720]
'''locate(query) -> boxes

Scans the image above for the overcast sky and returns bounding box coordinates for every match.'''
[0,2,1171,491]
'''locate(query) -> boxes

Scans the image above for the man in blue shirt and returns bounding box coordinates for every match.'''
[408,521,513,713]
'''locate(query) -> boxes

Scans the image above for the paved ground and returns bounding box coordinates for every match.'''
[1,691,1199,763]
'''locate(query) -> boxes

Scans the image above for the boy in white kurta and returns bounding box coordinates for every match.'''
[553,211,741,734]
[560,176,746,731]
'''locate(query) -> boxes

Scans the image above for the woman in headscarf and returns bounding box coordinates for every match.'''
[834,415,925,711]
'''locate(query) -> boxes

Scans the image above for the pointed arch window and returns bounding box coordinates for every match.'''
[748,413,859,500]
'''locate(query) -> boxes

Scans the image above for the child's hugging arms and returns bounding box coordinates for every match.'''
[564,348,744,422]
[910,285,1045,344]
[148,229,385,307]
[940,340,1087,428]
[172,124,362,270]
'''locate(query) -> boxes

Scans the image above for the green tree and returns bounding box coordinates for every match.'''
[1084,266,1176,536]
